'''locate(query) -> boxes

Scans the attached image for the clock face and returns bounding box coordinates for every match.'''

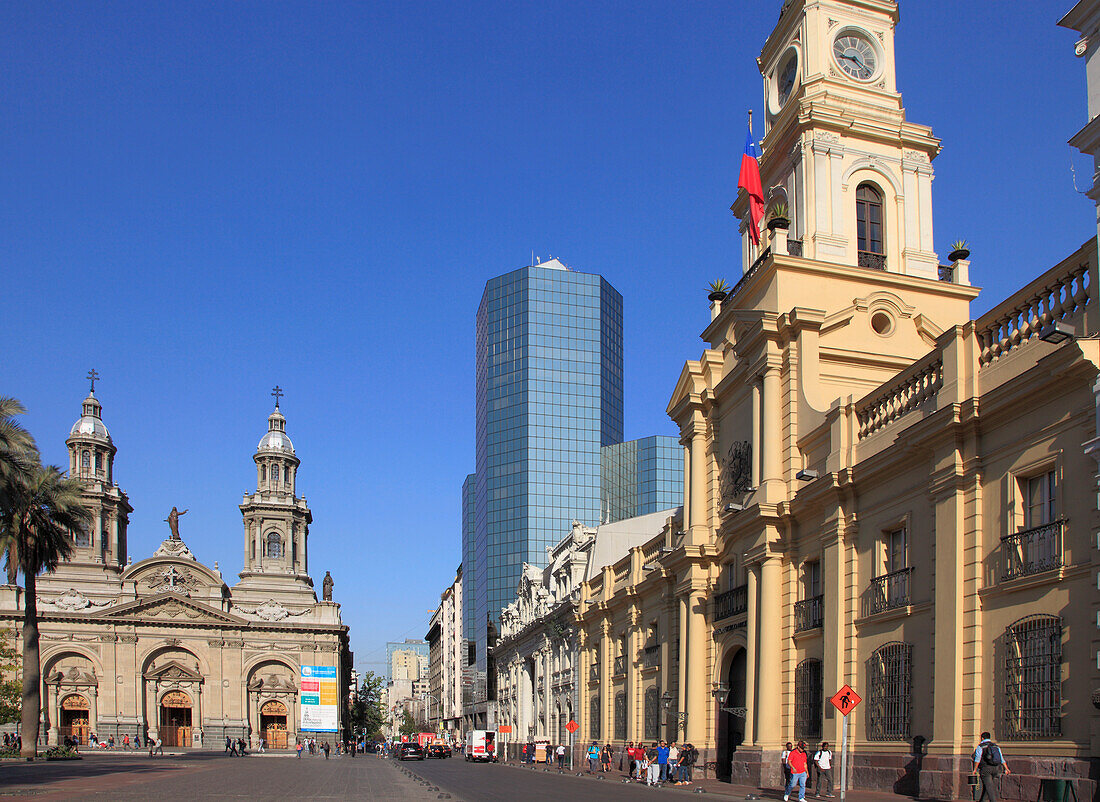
[777,51,798,106]
[833,31,878,81]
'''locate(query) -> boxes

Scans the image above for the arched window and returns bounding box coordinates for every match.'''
[81,450,90,471]
[95,453,103,472]
[867,641,912,740]
[614,692,626,740]
[261,465,266,482]
[794,659,823,741]
[1003,615,1061,739]
[644,687,659,740]
[265,531,283,559]
[856,183,885,268]
[589,696,600,740]
[74,527,90,548]
[272,465,280,483]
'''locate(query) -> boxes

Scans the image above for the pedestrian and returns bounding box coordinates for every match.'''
[972,731,1009,802]
[782,741,794,789]
[135,733,142,749]
[323,741,330,759]
[226,736,233,754]
[656,739,670,783]
[122,734,130,751]
[555,742,566,769]
[624,741,635,778]
[601,742,612,772]
[296,740,304,758]
[586,740,600,773]
[646,742,661,786]
[813,742,835,798]
[108,734,115,749]
[680,742,698,785]
[152,736,163,756]
[667,742,680,783]
[783,740,810,802]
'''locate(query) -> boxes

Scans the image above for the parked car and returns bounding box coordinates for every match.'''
[427,743,450,759]
[396,741,425,761]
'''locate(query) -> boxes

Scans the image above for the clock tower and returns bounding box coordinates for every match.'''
[739,0,951,283]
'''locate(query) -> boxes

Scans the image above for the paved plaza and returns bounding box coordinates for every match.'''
[0,753,452,801]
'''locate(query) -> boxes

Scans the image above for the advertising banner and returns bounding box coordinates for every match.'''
[300,665,338,732]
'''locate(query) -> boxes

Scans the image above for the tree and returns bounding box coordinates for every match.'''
[398,709,419,737]
[2,463,90,758]
[0,397,37,585]
[0,627,21,725]
[349,670,386,740]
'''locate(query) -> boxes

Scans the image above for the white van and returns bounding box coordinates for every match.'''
[464,730,496,762]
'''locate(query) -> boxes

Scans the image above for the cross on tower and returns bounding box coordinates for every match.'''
[87,369,99,393]
[271,385,283,408]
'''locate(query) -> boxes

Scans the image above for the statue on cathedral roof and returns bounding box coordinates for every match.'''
[322,571,334,601]
[164,506,188,540]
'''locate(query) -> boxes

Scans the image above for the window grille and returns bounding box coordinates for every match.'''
[590,696,600,740]
[265,532,283,559]
[867,642,912,740]
[614,692,626,740]
[644,687,659,740]
[74,527,90,548]
[794,659,823,741]
[1003,615,1061,739]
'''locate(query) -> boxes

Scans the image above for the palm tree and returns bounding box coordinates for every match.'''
[3,465,88,758]
[0,397,38,548]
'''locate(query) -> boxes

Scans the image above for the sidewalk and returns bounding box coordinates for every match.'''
[495,761,948,802]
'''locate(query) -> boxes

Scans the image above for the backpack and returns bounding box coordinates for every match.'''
[981,744,1002,767]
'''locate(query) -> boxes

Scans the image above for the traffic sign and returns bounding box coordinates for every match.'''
[498,725,512,734]
[830,685,862,716]
[565,720,579,734]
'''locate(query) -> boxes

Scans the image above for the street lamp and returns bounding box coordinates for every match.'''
[661,691,674,733]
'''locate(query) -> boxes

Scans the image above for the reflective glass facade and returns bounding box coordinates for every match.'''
[600,435,683,523]
[471,262,623,684]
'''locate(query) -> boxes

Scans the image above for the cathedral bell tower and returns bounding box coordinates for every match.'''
[237,388,314,598]
[64,371,131,572]
[738,0,955,283]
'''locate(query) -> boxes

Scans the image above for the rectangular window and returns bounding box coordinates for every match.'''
[804,560,821,599]
[1024,470,1056,529]
[885,528,907,573]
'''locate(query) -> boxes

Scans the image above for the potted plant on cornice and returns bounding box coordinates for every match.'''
[707,279,730,302]
[767,202,790,231]
[948,239,970,262]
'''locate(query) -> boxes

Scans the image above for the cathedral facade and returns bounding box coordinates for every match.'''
[0,389,351,748]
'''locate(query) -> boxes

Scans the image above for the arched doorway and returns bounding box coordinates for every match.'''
[716,648,747,782]
[59,694,90,745]
[159,690,192,747]
[261,700,289,749]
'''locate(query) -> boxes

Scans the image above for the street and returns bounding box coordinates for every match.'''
[0,752,448,801]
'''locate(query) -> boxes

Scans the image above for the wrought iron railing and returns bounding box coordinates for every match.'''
[858,251,887,270]
[794,594,824,632]
[787,239,803,257]
[642,644,660,669]
[714,584,748,620]
[613,655,626,675]
[1001,521,1064,581]
[938,264,954,282]
[729,247,772,300]
[865,567,913,616]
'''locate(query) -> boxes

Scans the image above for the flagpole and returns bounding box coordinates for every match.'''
[748,109,753,137]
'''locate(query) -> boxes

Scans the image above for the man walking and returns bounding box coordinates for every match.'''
[586,740,600,773]
[813,742,835,797]
[656,740,670,783]
[972,732,1010,802]
[784,740,810,802]
[555,742,566,770]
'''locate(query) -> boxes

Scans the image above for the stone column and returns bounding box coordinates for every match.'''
[755,556,782,748]
[89,687,99,742]
[47,684,59,746]
[745,564,759,747]
[195,684,203,746]
[676,594,687,727]
[688,415,708,544]
[761,367,782,492]
[684,590,707,745]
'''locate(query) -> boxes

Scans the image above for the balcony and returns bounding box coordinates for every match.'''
[642,645,660,669]
[714,584,748,621]
[858,251,886,271]
[793,594,823,633]
[1001,521,1064,581]
[613,655,626,676]
[864,567,913,617]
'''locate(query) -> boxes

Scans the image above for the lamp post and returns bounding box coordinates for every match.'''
[661,691,674,735]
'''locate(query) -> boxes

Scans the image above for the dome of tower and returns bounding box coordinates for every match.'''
[69,394,112,443]
[257,409,295,454]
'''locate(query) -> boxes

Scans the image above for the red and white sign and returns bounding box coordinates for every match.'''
[830,685,862,716]
[565,720,579,734]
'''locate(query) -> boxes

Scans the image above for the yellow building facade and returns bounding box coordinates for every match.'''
[577,1,1099,798]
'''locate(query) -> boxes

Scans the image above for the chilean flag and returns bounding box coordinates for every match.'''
[738,125,764,246]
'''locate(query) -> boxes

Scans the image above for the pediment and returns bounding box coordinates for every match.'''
[144,659,203,682]
[91,594,243,625]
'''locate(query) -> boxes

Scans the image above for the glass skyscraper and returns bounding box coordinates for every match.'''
[600,435,683,524]
[467,259,623,695]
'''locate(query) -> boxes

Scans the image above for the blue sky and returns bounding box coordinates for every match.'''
[2,1,1090,678]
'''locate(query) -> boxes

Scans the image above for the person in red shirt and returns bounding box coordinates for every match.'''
[784,740,810,802]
